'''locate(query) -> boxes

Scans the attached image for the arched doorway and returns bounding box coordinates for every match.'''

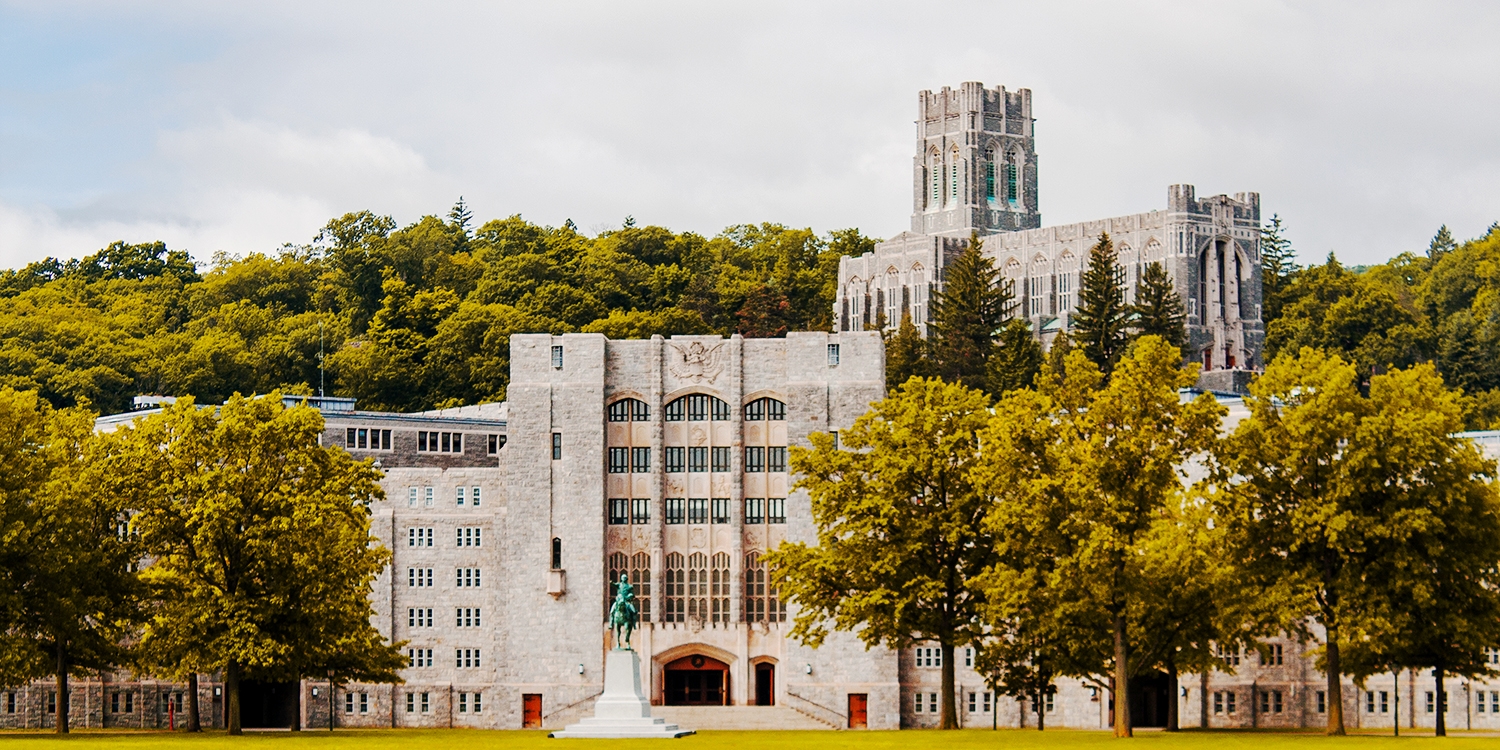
[663,654,730,706]
[754,663,775,706]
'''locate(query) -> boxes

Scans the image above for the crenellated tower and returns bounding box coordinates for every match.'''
[911,81,1040,237]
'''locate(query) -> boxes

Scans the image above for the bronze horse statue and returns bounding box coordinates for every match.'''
[609,573,638,650]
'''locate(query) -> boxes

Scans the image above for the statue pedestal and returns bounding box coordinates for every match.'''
[549,649,693,738]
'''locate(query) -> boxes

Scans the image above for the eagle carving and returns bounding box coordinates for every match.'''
[668,341,728,384]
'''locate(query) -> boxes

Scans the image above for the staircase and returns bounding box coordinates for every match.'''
[649,705,836,730]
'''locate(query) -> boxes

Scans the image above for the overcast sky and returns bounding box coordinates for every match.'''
[1,1,1497,270]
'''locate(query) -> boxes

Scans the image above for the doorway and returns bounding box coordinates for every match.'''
[522,694,542,728]
[754,663,775,707]
[239,680,297,729]
[848,693,868,728]
[1130,672,1171,728]
[662,654,730,705]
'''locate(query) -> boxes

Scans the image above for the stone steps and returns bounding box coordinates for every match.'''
[650,705,835,731]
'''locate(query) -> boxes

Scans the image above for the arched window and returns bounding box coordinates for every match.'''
[1058,251,1077,312]
[911,264,928,324]
[743,552,785,624]
[743,397,786,421]
[929,152,941,207]
[608,398,649,422]
[665,394,730,422]
[710,552,731,623]
[1028,255,1050,317]
[632,551,652,622]
[687,552,708,622]
[984,146,997,200]
[950,148,961,202]
[664,552,685,623]
[886,268,901,325]
[1005,152,1019,203]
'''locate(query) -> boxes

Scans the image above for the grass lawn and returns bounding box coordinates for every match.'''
[0,729,1495,749]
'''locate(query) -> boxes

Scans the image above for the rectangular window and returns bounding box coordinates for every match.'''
[1267,644,1283,665]
[1367,691,1376,714]
[1381,691,1389,713]
[711,498,730,524]
[48,691,55,714]
[608,447,629,473]
[407,568,433,587]
[456,486,466,506]
[408,487,418,507]
[459,692,468,713]
[711,447,730,472]
[688,447,708,472]
[665,498,685,525]
[744,497,764,524]
[687,498,708,524]
[1273,690,1283,713]
[359,693,368,713]
[1316,691,1326,713]
[456,527,482,547]
[828,343,840,366]
[1260,690,1270,714]
[632,498,650,524]
[551,345,563,369]
[417,431,463,453]
[407,527,434,547]
[745,447,765,473]
[609,498,629,525]
[421,692,430,713]
[407,648,433,667]
[552,433,562,460]
[112,692,119,713]
[488,435,499,455]
[983,692,991,713]
[768,447,786,473]
[632,447,651,473]
[472,486,481,507]
[456,648,481,668]
[5,692,13,714]
[456,607,481,627]
[664,447,685,472]
[914,693,923,713]
[965,648,973,667]
[1427,691,1434,713]
[346,693,355,714]
[424,487,434,507]
[1214,692,1223,714]
[767,498,786,524]
[407,607,433,627]
[406,693,414,713]
[969,692,976,713]
[457,568,482,587]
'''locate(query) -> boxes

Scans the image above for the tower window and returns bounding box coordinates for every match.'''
[1006,161,1018,202]
[950,157,959,200]
[985,159,996,200]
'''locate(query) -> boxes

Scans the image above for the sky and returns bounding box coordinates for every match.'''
[1,1,1497,270]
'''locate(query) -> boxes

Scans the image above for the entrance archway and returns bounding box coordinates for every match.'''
[663,654,730,706]
[754,663,775,706]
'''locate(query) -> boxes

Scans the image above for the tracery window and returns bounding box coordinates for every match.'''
[665,394,730,422]
[743,551,786,623]
[984,147,997,200]
[664,552,685,623]
[743,397,785,421]
[1005,153,1019,203]
[930,153,941,207]
[632,551,652,622]
[710,552,731,623]
[911,265,928,324]
[608,398,649,422]
[950,149,960,202]
[686,552,709,622]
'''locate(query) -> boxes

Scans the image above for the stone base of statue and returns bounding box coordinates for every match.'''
[549,649,693,738]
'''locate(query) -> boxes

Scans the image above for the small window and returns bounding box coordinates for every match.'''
[688,447,708,472]
[487,435,500,455]
[665,447,685,472]
[407,607,433,627]
[767,498,786,524]
[424,487,434,507]
[828,343,840,366]
[711,447,730,472]
[744,498,764,524]
[1316,691,1326,713]
[687,498,708,524]
[745,447,765,473]
[745,397,785,421]
[456,648,481,668]
[608,447,629,473]
[632,447,650,473]
[609,398,649,422]
[609,498,629,525]
[457,567,482,587]
[551,538,562,569]
[632,498,650,524]
[711,497,731,524]
[472,486,482,507]
[768,447,787,473]
[552,433,562,460]
[551,345,563,369]
[456,487,466,506]
[665,498,685,525]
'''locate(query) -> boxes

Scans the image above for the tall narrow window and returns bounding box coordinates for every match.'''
[631,551,652,622]
[1006,159,1018,202]
[664,552,685,623]
[687,552,708,621]
[551,538,562,570]
[551,345,563,369]
[710,552,731,623]
[950,151,959,201]
[930,154,941,206]
[552,432,562,460]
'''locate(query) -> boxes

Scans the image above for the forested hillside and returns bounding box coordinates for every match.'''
[0,202,875,414]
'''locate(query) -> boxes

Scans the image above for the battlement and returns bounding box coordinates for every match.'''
[1167,184,1260,223]
[918,81,1031,123]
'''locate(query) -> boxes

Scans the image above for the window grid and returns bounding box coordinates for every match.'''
[711,497,731,524]
[407,648,433,668]
[456,648,481,668]
[665,498,685,525]
[407,528,433,547]
[345,428,392,451]
[417,431,463,453]
[456,607,482,627]
[456,527,482,547]
[456,568,482,587]
[407,568,434,587]
[407,607,433,627]
[687,498,708,524]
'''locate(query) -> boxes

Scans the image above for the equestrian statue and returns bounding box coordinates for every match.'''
[608,573,637,650]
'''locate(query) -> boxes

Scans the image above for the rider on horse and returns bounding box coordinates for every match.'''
[609,573,638,650]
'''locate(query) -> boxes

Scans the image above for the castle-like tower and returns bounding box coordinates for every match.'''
[911,82,1040,237]
[838,80,1265,389]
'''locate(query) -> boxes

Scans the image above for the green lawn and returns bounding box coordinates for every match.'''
[0,729,1496,749]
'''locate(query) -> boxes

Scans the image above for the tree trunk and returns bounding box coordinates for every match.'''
[1113,613,1131,737]
[1324,629,1345,735]
[1435,667,1446,737]
[187,673,201,732]
[54,643,68,734]
[226,661,242,736]
[1200,670,1210,729]
[291,678,301,731]
[1165,657,1179,731]
[1036,689,1046,731]
[940,643,958,729]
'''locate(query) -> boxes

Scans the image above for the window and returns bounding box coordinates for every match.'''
[1381,691,1390,714]
[711,497,731,524]
[744,497,764,524]
[407,608,433,627]
[345,428,391,451]
[407,648,433,667]
[552,432,562,460]
[609,447,629,473]
[1034,693,1054,714]
[745,447,765,473]
[666,394,730,422]
[48,691,55,714]
[632,447,650,473]
[950,153,959,200]
[459,692,482,713]
[711,447,730,472]
[632,498,650,525]
[6,691,15,714]
[683,552,710,621]
[552,538,562,569]
[1426,691,1448,713]
[407,527,433,547]
[111,692,119,713]
[665,447,685,472]
[456,487,466,506]
[828,343,840,366]
[968,692,976,713]
[407,487,418,507]
[985,152,996,200]
[767,498,786,524]
[688,498,708,524]
[915,693,924,713]
[456,648,481,668]
[407,568,434,587]
[768,447,786,473]
[487,434,501,455]
[632,551,652,622]
[965,648,973,667]
[1215,643,1241,666]
[709,552,731,623]
[424,487,434,507]
[609,398,649,422]
[1005,160,1018,202]
[1265,644,1283,665]
[551,345,563,369]
[743,551,784,622]
[664,552,685,623]
[984,692,992,713]
[688,447,708,472]
[456,606,480,630]
[456,568,482,587]
[471,486,482,507]
[456,527,482,547]
[346,693,354,714]
[743,397,786,421]
[418,431,463,453]
[1316,691,1326,713]
[916,647,942,667]
[609,498,629,525]
[665,498,685,524]
[1366,691,1375,714]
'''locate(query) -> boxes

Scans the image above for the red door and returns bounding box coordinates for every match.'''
[848,694,868,729]
[522,694,542,728]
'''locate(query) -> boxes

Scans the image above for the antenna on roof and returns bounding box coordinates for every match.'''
[318,320,325,398]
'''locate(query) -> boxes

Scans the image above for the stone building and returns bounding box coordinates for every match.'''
[836,81,1266,391]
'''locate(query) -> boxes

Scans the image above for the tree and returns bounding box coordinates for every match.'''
[113,394,405,735]
[928,234,1012,392]
[0,388,143,733]
[769,378,996,729]
[1069,233,1131,378]
[1132,262,1186,349]
[979,338,1223,737]
[1212,347,1446,735]
[1428,224,1457,260]
[1260,214,1300,324]
[884,312,934,389]
[987,320,1043,396]
[1335,364,1500,736]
